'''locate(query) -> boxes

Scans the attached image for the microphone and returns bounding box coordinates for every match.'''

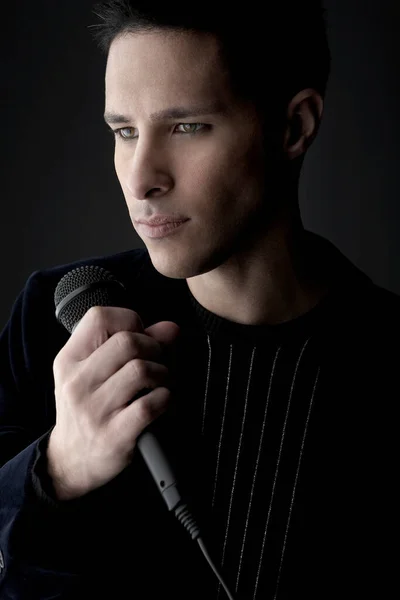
[53,263,237,600]
[53,263,183,513]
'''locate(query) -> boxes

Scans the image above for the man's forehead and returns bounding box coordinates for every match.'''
[105,29,222,84]
[104,33,236,121]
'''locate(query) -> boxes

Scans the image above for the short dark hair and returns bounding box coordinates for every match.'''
[89,0,331,122]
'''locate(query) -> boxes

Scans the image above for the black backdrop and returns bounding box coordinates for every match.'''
[1,0,399,328]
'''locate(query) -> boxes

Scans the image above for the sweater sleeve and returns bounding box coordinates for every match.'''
[0,272,151,599]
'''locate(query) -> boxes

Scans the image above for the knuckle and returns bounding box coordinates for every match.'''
[134,388,172,424]
[114,330,136,354]
[87,306,108,327]
[62,375,81,400]
[134,399,152,423]
[53,353,67,382]
[86,307,144,332]
[129,358,147,381]
[53,355,61,379]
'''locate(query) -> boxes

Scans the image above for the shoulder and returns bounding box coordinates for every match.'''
[323,275,400,369]
[7,247,151,354]
[25,247,149,295]
[361,282,400,330]
[337,280,400,371]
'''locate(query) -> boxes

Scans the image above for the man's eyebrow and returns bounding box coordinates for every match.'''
[103,103,227,125]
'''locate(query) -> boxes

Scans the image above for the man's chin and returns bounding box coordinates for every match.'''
[145,250,193,280]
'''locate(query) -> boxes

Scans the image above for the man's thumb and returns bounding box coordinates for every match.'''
[144,321,181,390]
[144,321,181,347]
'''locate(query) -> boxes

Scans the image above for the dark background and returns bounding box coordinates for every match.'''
[1,0,399,328]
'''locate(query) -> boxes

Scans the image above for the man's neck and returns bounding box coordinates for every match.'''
[186,217,330,327]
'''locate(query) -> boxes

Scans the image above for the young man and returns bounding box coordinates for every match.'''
[0,2,398,599]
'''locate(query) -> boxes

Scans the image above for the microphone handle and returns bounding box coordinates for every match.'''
[131,387,184,512]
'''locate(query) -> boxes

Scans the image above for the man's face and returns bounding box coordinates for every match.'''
[105,30,281,279]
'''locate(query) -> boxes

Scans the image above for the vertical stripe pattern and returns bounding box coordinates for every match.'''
[190,330,322,600]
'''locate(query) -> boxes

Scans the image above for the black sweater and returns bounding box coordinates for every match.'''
[0,232,398,599]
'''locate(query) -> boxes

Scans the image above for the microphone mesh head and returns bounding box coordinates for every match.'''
[54,265,127,334]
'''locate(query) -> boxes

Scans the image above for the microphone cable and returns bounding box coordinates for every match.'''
[137,429,237,600]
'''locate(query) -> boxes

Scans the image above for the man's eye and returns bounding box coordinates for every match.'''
[110,123,207,140]
[175,123,206,135]
[113,127,135,139]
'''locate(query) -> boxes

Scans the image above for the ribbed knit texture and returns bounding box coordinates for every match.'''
[163,284,329,599]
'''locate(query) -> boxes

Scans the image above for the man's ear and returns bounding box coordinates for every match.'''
[283,88,324,160]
